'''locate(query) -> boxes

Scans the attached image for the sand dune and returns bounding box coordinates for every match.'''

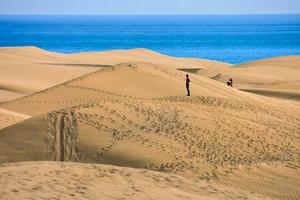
[0,112,24,130]
[0,162,271,200]
[0,47,300,199]
[0,58,299,199]
[0,47,100,103]
[0,108,31,129]
[0,46,230,104]
[195,56,300,101]
[218,163,300,200]
[2,46,299,103]
[69,48,232,69]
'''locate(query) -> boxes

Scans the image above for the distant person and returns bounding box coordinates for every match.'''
[227,78,233,87]
[186,74,190,96]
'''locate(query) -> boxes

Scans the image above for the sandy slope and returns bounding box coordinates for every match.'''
[0,47,230,104]
[0,112,24,130]
[0,108,30,129]
[0,162,270,200]
[69,48,232,70]
[195,56,300,101]
[0,46,229,130]
[0,59,299,200]
[0,47,99,103]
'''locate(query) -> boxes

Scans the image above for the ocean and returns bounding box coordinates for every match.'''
[0,15,300,64]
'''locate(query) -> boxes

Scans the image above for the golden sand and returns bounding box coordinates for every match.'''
[0,47,299,200]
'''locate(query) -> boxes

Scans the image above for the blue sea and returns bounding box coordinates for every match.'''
[0,15,300,64]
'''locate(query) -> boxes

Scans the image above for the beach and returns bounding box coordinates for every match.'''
[0,47,299,200]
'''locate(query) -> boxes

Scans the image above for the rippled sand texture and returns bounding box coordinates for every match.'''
[0,47,299,200]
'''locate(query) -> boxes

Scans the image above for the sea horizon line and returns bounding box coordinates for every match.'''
[1,13,300,17]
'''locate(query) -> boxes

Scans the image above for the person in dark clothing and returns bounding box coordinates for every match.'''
[227,78,233,87]
[186,74,190,96]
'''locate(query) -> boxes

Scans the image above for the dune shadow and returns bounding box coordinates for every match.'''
[177,68,202,74]
[241,88,300,101]
[210,74,222,80]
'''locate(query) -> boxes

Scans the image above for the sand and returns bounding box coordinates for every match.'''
[0,47,99,103]
[195,56,300,101]
[0,108,31,129]
[0,47,299,200]
[0,46,230,104]
[0,161,271,200]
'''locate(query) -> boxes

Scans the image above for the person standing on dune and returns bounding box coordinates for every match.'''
[186,74,190,96]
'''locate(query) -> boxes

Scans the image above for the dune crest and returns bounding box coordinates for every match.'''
[0,59,299,199]
[0,46,230,104]
[0,47,300,199]
[194,56,300,101]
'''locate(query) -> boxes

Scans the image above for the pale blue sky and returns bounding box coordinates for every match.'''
[0,0,300,15]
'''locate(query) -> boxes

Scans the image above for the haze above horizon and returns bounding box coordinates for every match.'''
[0,0,300,15]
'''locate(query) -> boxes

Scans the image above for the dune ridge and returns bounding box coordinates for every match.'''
[0,46,231,103]
[194,56,300,101]
[0,47,299,200]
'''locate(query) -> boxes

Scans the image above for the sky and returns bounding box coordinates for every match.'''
[0,0,300,15]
